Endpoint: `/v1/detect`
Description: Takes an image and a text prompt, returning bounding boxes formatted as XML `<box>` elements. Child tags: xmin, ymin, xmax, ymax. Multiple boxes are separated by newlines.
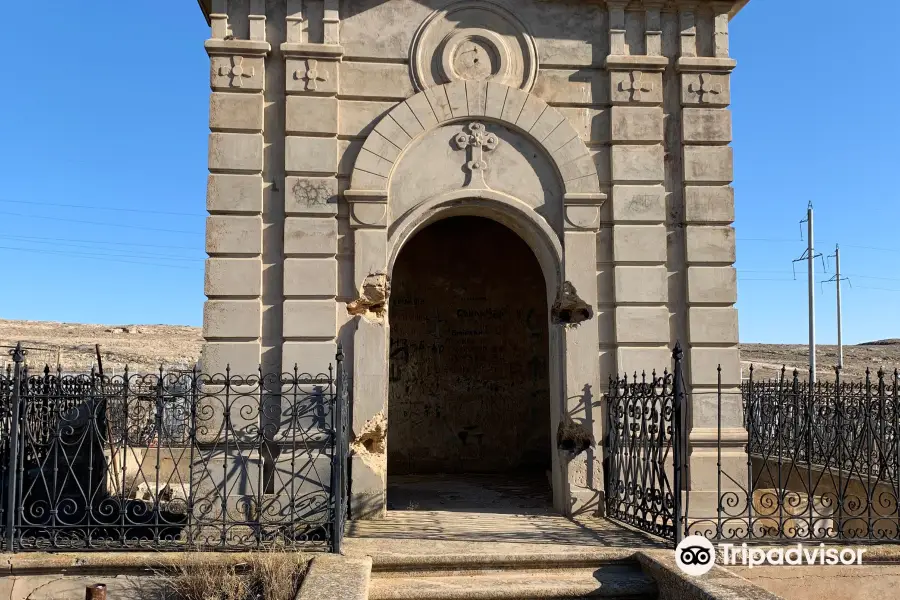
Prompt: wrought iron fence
<box><xmin>0</xmin><ymin>343</ymin><xmax>349</xmax><ymax>553</ymax></box>
<box><xmin>604</xmin><ymin>345</ymin><xmax>686</xmax><ymax>543</ymax></box>
<box><xmin>687</xmin><ymin>364</ymin><xmax>900</xmax><ymax>542</ymax></box>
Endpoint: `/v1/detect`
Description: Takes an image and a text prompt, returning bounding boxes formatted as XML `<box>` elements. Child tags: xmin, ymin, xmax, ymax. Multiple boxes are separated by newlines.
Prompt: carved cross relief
<box><xmin>622</xmin><ymin>70</ymin><xmax>653</xmax><ymax>102</ymax></box>
<box><xmin>453</xmin><ymin>122</ymin><xmax>499</xmax><ymax>188</ymax></box>
<box><xmin>296</xmin><ymin>59</ymin><xmax>328</xmax><ymax>91</ymax></box>
<box><xmin>219</xmin><ymin>56</ymin><xmax>255</xmax><ymax>87</ymax></box>
<box><xmin>689</xmin><ymin>74</ymin><xmax>723</xmax><ymax>103</ymax></box>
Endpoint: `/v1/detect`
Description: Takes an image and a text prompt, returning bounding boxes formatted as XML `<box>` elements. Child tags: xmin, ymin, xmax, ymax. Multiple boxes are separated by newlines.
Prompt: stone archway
<box><xmin>386</xmin><ymin>216</ymin><xmax>551</xmax><ymax>508</ymax></box>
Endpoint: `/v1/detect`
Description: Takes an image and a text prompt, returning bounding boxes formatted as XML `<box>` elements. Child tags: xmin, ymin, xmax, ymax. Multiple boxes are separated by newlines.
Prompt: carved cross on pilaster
<box><xmin>689</xmin><ymin>74</ymin><xmax>723</xmax><ymax>103</ymax></box>
<box><xmin>453</xmin><ymin>122</ymin><xmax>499</xmax><ymax>188</ymax></box>
<box><xmin>622</xmin><ymin>70</ymin><xmax>653</xmax><ymax>102</ymax></box>
<box><xmin>218</xmin><ymin>56</ymin><xmax>254</xmax><ymax>87</ymax></box>
<box><xmin>295</xmin><ymin>59</ymin><xmax>328</xmax><ymax>91</ymax></box>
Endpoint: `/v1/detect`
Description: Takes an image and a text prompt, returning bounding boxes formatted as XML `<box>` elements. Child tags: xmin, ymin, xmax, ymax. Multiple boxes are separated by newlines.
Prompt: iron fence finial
<box><xmin>10</xmin><ymin>342</ymin><xmax>24</xmax><ymax>363</ymax></box>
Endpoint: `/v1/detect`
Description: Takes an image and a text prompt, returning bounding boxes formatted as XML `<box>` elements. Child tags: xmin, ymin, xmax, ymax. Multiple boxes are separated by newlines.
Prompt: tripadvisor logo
<box><xmin>675</xmin><ymin>536</ymin><xmax>868</xmax><ymax>576</ymax></box>
<box><xmin>675</xmin><ymin>536</ymin><xmax>716</xmax><ymax>576</ymax></box>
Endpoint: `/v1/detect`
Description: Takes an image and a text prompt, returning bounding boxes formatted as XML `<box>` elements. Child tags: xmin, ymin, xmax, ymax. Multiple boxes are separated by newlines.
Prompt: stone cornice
<box><xmin>204</xmin><ymin>39</ymin><xmax>270</xmax><ymax>57</ymax></box>
<box><xmin>676</xmin><ymin>56</ymin><xmax>737</xmax><ymax>73</ymax></box>
<box><xmin>281</xmin><ymin>43</ymin><xmax>344</xmax><ymax>58</ymax></box>
<box><xmin>563</xmin><ymin>192</ymin><xmax>607</xmax><ymax>206</ymax></box>
<box><xmin>605</xmin><ymin>55</ymin><xmax>669</xmax><ymax>72</ymax></box>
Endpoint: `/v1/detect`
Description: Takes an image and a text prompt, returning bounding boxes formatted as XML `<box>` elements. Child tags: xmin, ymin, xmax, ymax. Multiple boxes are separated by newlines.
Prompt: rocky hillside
<box><xmin>2</xmin><ymin>318</ymin><xmax>898</xmax><ymax>381</ymax></box>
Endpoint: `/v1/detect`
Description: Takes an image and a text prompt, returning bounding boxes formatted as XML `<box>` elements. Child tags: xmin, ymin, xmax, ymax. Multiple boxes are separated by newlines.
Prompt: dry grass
<box><xmin>165</xmin><ymin>552</ymin><xmax>309</xmax><ymax>600</ymax></box>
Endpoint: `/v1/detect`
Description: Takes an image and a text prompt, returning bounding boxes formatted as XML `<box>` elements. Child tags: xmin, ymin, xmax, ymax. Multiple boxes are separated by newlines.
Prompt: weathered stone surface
<box><xmin>209</xmin><ymin>92</ymin><xmax>264</xmax><ymax>131</ymax></box>
<box><xmin>203</xmin><ymin>300</ymin><xmax>261</xmax><ymax>339</ymax></box>
<box><xmin>611</xmin><ymin>106</ymin><xmax>664</xmax><ymax>142</ymax></box>
<box><xmin>611</xmin><ymin>145</ymin><xmax>665</xmax><ymax>182</ymax></box>
<box><xmin>286</xmin><ymin>96</ymin><xmax>338</xmax><ymax>135</ymax></box>
<box><xmin>283</xmin><ymin>300</ymin><xmax>336</xmax><ymax>339</ymax></box>
<box><xmin>282</xmin><ymin>341</ymin><xmax>338</xmax><ymax>375</ymax></box>
<box><xmin>616</xmin><ymin>347</ymin><xmax>672</xmax><ymax>377</ymax></box>
<box><xmin>208</xmin><ymin>133</ymin><xmax>263</xmax><ymax>172</ymax></box>
<box><xmin>683</xmin><ymin>145</ymin><xmax>734</xmax><ymax>183</ymax></box>
<box><xmin>207</xmin><ymin>174</ymin><xmax>263</xmax><ymax>214</ymax></box>
<box><xmin>206</xmin><ymin>215</ymin><xmax>262</xmax><ymax>255</ymax></box>
<box><xmin>284</xmin><ymin>258</ymin><xmax>338</xmax><ymax>297</ymax></box>
<box><xmin>614</xmin><ymin>266</ymin><xmax>668</xmax><ymax>303</ymax></box>
<box><xmin>685</xmin><ymin>185</ymin><xmax>735</xmax><ymax>223</ymax></box>
<box><xmin>683</xmin><ymin>107</ymin><xmax>732</xmax><ymax>143</ymax></box>
<box><xmin>200</xmin><ymin>341</ymin><xmax>260</xmax><ymax>375</ymax></box>
<box><xmin>612</xmin><ymin>225</ymin><xmax>667</xmax><ymax>263</ymax></box>
<box><xmin>286</xmin><ymin>58</ymin><xmax>338</xmax><ymax>95</ymax></box>
<box><xmin>205</xmin><ymin>258</ymin><xmax>262</xmax><ymax>296</ymax></box>
<box><xmin>284</xmin><ymin>217</ymin><xmax>338</xmax><ymax>255</ymax></box>
<box><xmin>682</xmin><ymin>72</ymin><xmax>731</xmax><ymax>106</ymax></box>
<box><xmin>340</xmin><ymin>100</ymin><xmax>395</xmax><ymax>138</ymax></box>
<box><xmin>286</xmin><ymin>136</ymin><xmax>338</xmax><ymax>174</ymax></box>
<box><xmin>610</xmin><ymin>185</ymin><xmax>666</xmax><ymax>222</ymax></box>
<box><xmin>615</xmin><ymin>307</ymin><xmax>670</xmax><ymax>344</ymax></box>
<box><xmin>286</xmin><ymin>177</ymin><xmax>339</xmax><ymax>215</ymax></box>
<box><xmin>689</xmin><ymin>307</ymin><xmax>739</xmax><ymax>344</ymax></box>
<box><xmin>685</xmin><ymin>225</ymin><xmax>736</xmax><ymax>263</ymax></box>
<box><xmin>690</xmin><ymin>346</ymin><xmax>741</xmax><ymax>386</ymax></box>
<box><xmin>687</xmin><ymin>266</ymin><xmax>738</xmax><ymax>304</ymax></box>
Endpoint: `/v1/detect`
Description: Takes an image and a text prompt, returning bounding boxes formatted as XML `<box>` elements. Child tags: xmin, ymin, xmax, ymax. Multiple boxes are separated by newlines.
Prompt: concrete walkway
<box><xmin>345</xmin><ymin>474</ymin><xmax>666</xmax><ymax>557</ymax></box>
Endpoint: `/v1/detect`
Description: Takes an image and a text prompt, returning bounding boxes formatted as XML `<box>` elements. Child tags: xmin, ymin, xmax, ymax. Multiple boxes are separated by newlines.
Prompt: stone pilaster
<box><xmin>201</xmin><ymin>14</ymin><xmax>271</xmax><ymax>376</ymax></box>
<box><xmin>676</xmin><ymin>2</ymin><xmax>745</xmax><ymax>504</ymax></box>
<box><xmin>606</xmin><ymin>2</ymin><xmax>671</xmax><ymax>377</ymax></box>
<box><xmin>280</xmin><ymin>1</ymin><xmax>343</xmax><ymax>375</ymax></box>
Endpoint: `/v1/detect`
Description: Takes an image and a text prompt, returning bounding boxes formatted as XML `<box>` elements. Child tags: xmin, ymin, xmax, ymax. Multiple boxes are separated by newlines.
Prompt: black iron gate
<box><xmin>1</xmin><ymin>343</ymin><xmax>349</xmax><ymax>553</ymax></box>
<box><xmin>604</xmin><ymin>345</ymin><xmax>686</xmax><ymax>543</ymax></box>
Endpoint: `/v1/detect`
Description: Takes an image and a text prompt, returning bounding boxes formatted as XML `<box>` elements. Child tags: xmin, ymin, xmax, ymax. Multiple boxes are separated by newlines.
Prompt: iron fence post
<box><xmin>672</xmin><ymin>342</ymin><xmax>685</xmax><ymax>545</ymax></box>
<box><xmin>331</xmin><ymin>344</ymin><xmax>346</xmax><ymax>554</ymax></box>
<box><xmin>6</xmin><ymin>343</ymin><xmax>24</xmax><ymax>551</ymax></box>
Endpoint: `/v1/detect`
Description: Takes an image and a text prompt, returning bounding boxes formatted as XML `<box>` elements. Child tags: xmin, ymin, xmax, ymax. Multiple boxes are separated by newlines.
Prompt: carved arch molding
<box><xmin>345</xmin><ymin>81</ymin><xmax>607</xmax><ymax>233</ymax></box>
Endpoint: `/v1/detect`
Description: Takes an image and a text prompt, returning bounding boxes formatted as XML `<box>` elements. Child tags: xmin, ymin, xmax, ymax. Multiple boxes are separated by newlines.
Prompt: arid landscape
<box><xmin>2</xmin><ymin>318</ymin><xmax>898</xmax><ymax>381</ymax></box>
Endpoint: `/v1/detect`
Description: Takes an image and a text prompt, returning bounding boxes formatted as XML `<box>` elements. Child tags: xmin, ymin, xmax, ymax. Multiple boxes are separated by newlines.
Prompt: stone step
<box><xmin>370</xmin><ymin>551</ymin><xmax>639</xmax><ymax>576</ymax></box>
<box><xmin>368</xmin><ymin>564</ymin><xmax>658</xmax><ymax>600</ymax></box>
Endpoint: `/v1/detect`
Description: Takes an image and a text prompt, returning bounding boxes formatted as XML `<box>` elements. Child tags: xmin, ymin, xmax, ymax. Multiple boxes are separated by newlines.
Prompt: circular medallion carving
<box><xmin>411</xmin><ymin>1</ymin><xmax>538</xmax><ymax>92</ymax></box>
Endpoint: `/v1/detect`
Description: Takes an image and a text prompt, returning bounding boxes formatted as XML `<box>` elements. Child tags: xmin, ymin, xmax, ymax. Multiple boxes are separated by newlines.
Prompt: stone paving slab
<box><xmin>0</xmin><ymin>574</ymin><xmax>169</xmax><ymax>600</ymax></box>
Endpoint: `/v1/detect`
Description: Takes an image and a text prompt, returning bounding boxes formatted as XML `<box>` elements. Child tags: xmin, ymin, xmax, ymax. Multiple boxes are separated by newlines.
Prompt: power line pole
<box><xmin>823</xmin><ymin>244</ymin><xmax>850</xmax><ymax>369</ymax></box>
<box><xmin>793</xmin><ymin>202</ymin><xmax>823</xmax><ymax>383</ymax></box>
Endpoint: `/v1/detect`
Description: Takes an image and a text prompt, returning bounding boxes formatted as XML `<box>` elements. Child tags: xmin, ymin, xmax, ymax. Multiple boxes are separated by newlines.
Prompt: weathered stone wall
<box><xmin>388</xmin><ymin>217</ymin><xmax>550</xmax><ymax>475</ymax></box>
<box><xmin>199</xmin><ymin>0</ymin><xmax>747</xmax><ymax>518</ymax></box>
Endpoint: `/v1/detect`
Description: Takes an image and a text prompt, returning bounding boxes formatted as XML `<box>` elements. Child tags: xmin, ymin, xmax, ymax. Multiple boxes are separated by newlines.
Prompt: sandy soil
<box><xmin>2</xmin><ymin>318</ymin><xmax>898</xmax><ymax>380</ymax></box>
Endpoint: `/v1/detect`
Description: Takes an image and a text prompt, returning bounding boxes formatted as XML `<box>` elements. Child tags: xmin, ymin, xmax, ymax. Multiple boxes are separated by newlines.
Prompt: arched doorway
<box><xmin>387</xmin><ymin>216</ymin><xmax>551</xmax><ymax>509</ymax></box>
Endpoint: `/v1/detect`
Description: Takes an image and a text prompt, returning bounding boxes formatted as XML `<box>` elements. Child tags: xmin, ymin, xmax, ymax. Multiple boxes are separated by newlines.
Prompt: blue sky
<box><xmin>0</xmin><ymin>0</ymin><xmax>897</xmax><ymax>344</ymax></box>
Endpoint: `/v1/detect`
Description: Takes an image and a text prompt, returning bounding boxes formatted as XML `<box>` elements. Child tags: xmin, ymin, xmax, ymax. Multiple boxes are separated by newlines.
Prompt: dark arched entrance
<box><xmin>387</xmin><ymin>216</ymin><xmax>551</xmax><ymax>508</ymax></box>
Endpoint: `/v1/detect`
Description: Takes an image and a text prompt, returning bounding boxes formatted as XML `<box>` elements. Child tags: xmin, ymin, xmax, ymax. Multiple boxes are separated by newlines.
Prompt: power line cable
<box><xmin>0</xmin><ymin>198</ymin><xmax>204</xmax><ymax>217</ymax></box>
<box><xmin>5</xmin><ymin>239</ymin><xmax>203</xmax><ymax>261</ymax></box>
<box><xmin>2</xmin><ymin>211</ymin><xmax>202</xmax><ymax>235</ymax></box>
<box><xmin>0</xmin><ymin>234</ymin><xmax>201</xmax><ymax>252</ymax></box>
<box><xmin>0</xmin><ymin>246</ymin><xmax>197</xmax><ymax>270</ymax></box>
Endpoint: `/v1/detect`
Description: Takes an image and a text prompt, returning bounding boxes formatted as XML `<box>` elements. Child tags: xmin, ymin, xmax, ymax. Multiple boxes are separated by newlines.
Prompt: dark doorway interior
<box><xmin>387</xmin><ymin>216</ymin><xmax>551</xmax><ymax>508</ymax></box>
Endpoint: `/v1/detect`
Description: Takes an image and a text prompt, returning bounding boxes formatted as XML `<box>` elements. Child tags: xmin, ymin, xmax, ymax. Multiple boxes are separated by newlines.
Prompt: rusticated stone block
<box><xmin>208</xmin><ymin>133</ymin><xmax>263</xmax><ymax>172</ymax></box>
<box><xmin>283</xmin><ymin>300</ymin><xmax>336</xmax><ymax>338</ymax></box>
<box><xmin>203</xmin><ymin>300</ymin><xmax>261</xmax><ymax>339</ymax></box>
<box><xmin>683</xmin><ymin>146</ymin><xmax>733</xmax><ymax>183</ymax></box>
<box><xmin>285</xmin><ymin>177</ymin><xmax>339</xmax><ymax>215</ymax></box>
<box><xmin>206</xmin><ymin>215</ymin><xmax>262</xmax><ymax>255</ymax></box>
<box><xmin>611</xmin><ymin>145</ymin><xmax>664</xmax><ymax>182</ymax></box>
<box><xmin>284</xmin><ymin>258</ymin><xmax>338</xmax><ymax>297</ymax></box>
<box><xmin>615</xmin><ymin>306</ymin><xmax>670</xmax><ymax>344</ymax></box>
<box><xmin>209</xmin><ymin>93</ymin><xmax>264</xmax><ymax>131</ymax></box>
<box><xmin>614</xmin><ymin>266</ymin><xmax>668</xmax><ymax>303</ymax></box>
<box><xmin>284</xmin><ymin>217</ymin><xmax>338</xmax><ymax>255</ymax></box>
<box><xmin>687</xmin><ymin>267</ymin><xmax>737</xmax><ymax>304</ymax></box>
<box><xmin>282</xmin><ymin>341</ymin><xmax>338</xmax><ymax>375</ymax></box>
<box><xmin>683</xmin><ymin>108</ymin><xmax>732</xmax><ymax>143</ymax></box>
<box><xmin>616</xmin><ymin>347</ymin><xmax>672</xmax><ymax>377</ymax></box>
<box><xmin>612</xmin><ymin>225</ymin><xmax>667</xmax><ymax>263</ymax></box>
<box><xmin>611</xmin><ymin>185</ymin><xmax>666</xmax><ymax>222</ymax></box>
<box><xmin>681</xmin><ymin>72</ymin><xmax>731</xmax><ymax>106</ymax></box>
<box><xmin>201</xmin><ymin>341</ymin><xmax>261</xmax><ymax>375</ymax></box>
<box><xmin>207</xmin><ymin>174</ymin><xmax>263</xmax><ymax>214</ymax></box>
<box><xmin>689</xmin><ymin>307</ymin><xmax>739</xmax><ymax>344</ymax></box>
<box><xmin>611</xmin><ymin>106</ymin><xmax>664</xmax><ymax>142</ymax></box>
<box><xmin>205</xmin><ymin>258</ymin><xmax>262</xmax><ymax>297</ymax></box>
<box><xmin>685</xmin><ymin>225</ymin><xmax>736</xmax><ymax>264</ymax></box>
<box><xmin>285</xmin><ymin>136</ymin><xmax>338</xmax><ymax>174</ymax></box>
<box><xmin>690</xmin><ymin>346</ymin><xmax>741</xmax><ymax>386</ymax></box>
<box><xmin>286</xmin><ymin>96</ymin><xmax>338</xmax><ymax>135</ymax></box>
<box><xmin>685</xmin><ymin>186</ymin><xmax>735</xmax><ymax>223</ymax></box>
